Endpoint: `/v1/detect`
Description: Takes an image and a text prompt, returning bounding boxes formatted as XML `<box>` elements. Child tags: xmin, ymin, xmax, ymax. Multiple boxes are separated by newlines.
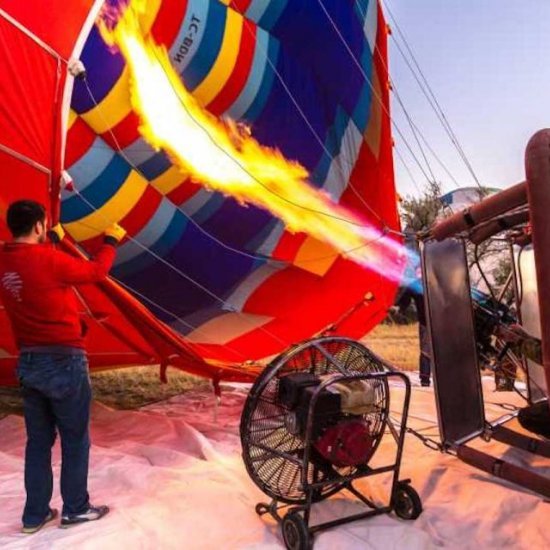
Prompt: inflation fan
<box><xmin>240</xmin><ymin>337</ymin><xmax>422</xmax><ymax>549</ymax></box>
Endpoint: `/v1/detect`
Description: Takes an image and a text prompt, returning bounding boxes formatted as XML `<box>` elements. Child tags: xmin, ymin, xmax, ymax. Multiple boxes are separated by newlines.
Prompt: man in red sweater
<box><xmin>0</xmin><ymin>200</ymin><xmax>125</xmax><ymax>533</ymax></box>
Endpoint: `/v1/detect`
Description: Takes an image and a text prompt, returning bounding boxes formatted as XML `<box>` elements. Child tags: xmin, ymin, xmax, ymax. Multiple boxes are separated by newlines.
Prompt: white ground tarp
<box><xmin>0</xmin><ymin>375</ymin><xmax>549</xmax><ymax>549</ymax></box>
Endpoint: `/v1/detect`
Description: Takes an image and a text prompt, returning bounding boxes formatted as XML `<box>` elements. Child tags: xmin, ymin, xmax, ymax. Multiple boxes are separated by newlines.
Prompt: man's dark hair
<box><xmin>6</xmin><ymin>200</ymin><xmax>46</xmax><ymax>238</ymax></box>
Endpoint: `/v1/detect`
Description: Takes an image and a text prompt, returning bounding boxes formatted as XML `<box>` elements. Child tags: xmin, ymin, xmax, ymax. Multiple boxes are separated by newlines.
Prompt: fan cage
<box><xmin>240</xmin><ymin>337</ymin><xmax>390</xmax><ymax>504</ymax></box>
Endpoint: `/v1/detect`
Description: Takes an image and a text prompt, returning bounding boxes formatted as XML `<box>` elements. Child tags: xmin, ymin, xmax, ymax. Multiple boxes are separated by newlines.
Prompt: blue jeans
<box><xmin>419</xmin><ymin>324</ymin><xmax>431</xmax><ymax>383</ymax></box>
<box><xmin>16</xmin><ymin>352</ymin><xmax>91</xmax><ymax>526</ymax></box>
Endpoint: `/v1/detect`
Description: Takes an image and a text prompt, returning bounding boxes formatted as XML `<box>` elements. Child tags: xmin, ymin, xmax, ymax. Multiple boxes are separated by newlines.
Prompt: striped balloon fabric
<box><xmin>62</xmin><ymin>0</ymin><xmax>401</xmax><ymax>369</ymax></box>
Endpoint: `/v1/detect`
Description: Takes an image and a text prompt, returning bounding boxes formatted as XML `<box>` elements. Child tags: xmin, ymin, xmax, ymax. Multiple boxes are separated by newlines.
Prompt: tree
<box><xmin>490</xmin><ymin>255</ymin><xmax>514</xmax><ymax>302</ymax></box>
<box><xmin>399</xmin><ymin>181</ymin><xmax>443</xmax><ymax>233</ymax></box>
<box><xmin>399</xmin><ymin>182</ymin><xmax>510</xmax><ymax>294</ymax></box>
<box><xmin>390</xmin><ymin>182</ymin><xmax>444</xmax><ymax>325</ymax></box>
<box><xmin>493</xmin><ymin>256</ymin><xmax>512</xmax><ymax>288</ymax></box>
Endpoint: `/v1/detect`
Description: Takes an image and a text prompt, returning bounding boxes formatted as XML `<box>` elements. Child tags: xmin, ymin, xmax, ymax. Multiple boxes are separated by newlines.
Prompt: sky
<box><xmin>384</xmin><ymin>0</ymin><xmax>550</xmax><ymax>197</ymax></box>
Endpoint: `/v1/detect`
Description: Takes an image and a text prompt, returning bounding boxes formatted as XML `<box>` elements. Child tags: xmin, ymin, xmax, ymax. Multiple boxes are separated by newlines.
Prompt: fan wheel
<box><xmin>393</xmin><ymin>482</ymin><xmax>423</xmax><ymax>520</ymax></box>
<box><xmin>282</xmin><ymin>511</ymin><xmax>311</xmax><ymax>550</ymax></box>
<box><xmin>240</xmin><ymin>337</ymin><xmax>389</xmax><ymax>505</ymax></box>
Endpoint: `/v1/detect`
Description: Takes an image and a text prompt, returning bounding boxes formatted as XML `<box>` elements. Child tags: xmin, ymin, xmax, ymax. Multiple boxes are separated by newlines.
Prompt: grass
<box><xmin>88</xmin><ymin>367</ymin><xmax>210</xmax><ymax>409</ymax></box>
<box><xmin>0</xmin><ymin>367</ymin><xmax>209</xmax><ymax>420</ymax></box>
<box><xmin>0</xmin><ymin>324</ymin><xmax>421</xmax><ymax>419</ymax></box>
<box><xmin>363</xmin><ymin>323</ymin><xmax>420</xmax><ymax>371</ymax></box>
<box><xmin>0</xmin><ymin>387</ymin><xmax>24</xmax><ymax>419</ymax></box>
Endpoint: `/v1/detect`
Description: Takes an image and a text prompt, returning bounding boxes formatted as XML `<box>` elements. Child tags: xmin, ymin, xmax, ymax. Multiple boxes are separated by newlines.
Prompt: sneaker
<box><xmin>22</xmin><ymin>508</ymin><xmax>58</xmax><ymax>534</ymax></box>
<box><xmin>420</xmin><ymin>380</ymin><xmax>430</xmax><ymax>387</ymax></box>
<box><xmin>59</xmin><ymin>505</ymin><xmax>110</xmax><ymax>529</ymax></box>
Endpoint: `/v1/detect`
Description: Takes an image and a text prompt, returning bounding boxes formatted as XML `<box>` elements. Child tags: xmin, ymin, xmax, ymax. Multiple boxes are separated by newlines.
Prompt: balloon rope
<box><xmin>68</xmin><ymin>218</ymin><xmax>249</xmax><ymax>360</ymax></box>
<box><xmin>82</xmin><ymin>79</ymin><xmax>289</xmax><ymax>266</ymax></box>
<box><xmin>149</xmin><ymin>46</ymin><xmax>383</xmax><ymax>232</ymax></box>
<box><xmin>71</xmin><ymin>188</ymin><xmax>291</xmax><ymax>349</ymax></box>
<box><xmin>224</xmin><ymin>10</ymin><xmax>393</xmax><ymax>230</ymax></box>
<box><xmin>110</xmin><ymin>275</ymin><xmax>248</xmax><ymax>362</ymax></box>
<box><xmin>381</xmin><ymin>0</ymin><xmax>484</xmax><ymax>193</ymax></box>
<box><xmin>82</xmin><ymin>79</ymin><xmax>405</xmax><ymax>260</ymax></box>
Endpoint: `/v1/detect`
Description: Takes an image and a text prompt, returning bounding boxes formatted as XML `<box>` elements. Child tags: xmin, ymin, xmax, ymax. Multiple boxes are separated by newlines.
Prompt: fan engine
<box><xmin>278</xmin><ymin>373</ymin><xmax>376</xmax><ymax>467</ymax></box>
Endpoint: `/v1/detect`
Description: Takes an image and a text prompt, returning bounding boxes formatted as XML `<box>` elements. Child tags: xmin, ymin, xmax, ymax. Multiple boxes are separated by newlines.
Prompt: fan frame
<box><xmin>240</xmin><ymin>336</ymin><xmax>392</xmax><ymax>505</ymax></box>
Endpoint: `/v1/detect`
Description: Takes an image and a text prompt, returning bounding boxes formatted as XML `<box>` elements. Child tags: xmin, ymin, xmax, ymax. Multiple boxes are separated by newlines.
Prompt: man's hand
<box><xmin>48</xmin><ymin>224</ymin><xmax>66</xmax><ymax>244</ymax></box>
<box><xmin>104</xmin><ymin>223</ymin><xmax>126</xmax><ymax>245</ymax></box>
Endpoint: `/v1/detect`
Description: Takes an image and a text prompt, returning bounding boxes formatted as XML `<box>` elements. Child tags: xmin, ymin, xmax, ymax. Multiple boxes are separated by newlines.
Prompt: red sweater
<box><xmin>0</xmin><ymin>240</ymin><xmax>116</xmax><ymax>349</ymax></box>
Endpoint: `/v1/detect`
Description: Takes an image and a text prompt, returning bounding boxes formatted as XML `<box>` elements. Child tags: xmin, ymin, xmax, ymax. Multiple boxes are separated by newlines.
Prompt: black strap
<box><xmin>497</xmin><ymin>217</ymin><xmax>511</xmax><ymax>230</ymax></box>
<box><xmin>463</xmin><ymin>209</ymin><xmax>476</xmax><ymax>228</ymax></box>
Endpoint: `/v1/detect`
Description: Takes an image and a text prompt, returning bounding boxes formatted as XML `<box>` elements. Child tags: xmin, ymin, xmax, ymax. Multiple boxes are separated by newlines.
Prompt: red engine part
<box><xmin>314</xmin><ymin>419</ymin><xmax>374</xmax><ymax>467</ymax></box>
